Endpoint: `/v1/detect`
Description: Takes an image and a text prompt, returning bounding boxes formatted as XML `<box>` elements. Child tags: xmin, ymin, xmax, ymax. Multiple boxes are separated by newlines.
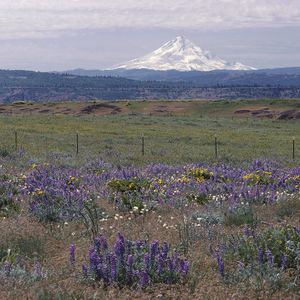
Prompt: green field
<box><xmin>0</xmin><ymin>99</ymin><xmax>299</xmax><ymax>165</ymax></box>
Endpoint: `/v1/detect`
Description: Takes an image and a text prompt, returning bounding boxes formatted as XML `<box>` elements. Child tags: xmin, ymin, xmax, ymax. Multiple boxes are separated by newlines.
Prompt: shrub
<box><xmin>219</xmin><ymin>224</ymin><xmax>300</xmax><ymax>286</ymax></box>
<box><xmin>243</xmin><ymin>171</ymin><xmax>274</xmax><ymax>186</ymax></box>
<box><xmin>22</xmin><ymin>164</ymin><xmax>96</xmax><ymax>223</ymax></box>
<box><xmin>224</xmin><ymin>205</ymin><xmax>258</xmax><ymax>227</ymax></box>
<box><xmin>0</xmin><ymin>148</ymin><xmax>10</xmax><ymax>158</ymax></box>
<box><xmin>276</xmin><ymin>198</ymin><xmax>300</xmax><ymax>218</ymax></box>
<box><xmin>188</xmin><ymin>167</ymin><xmax>214</xmax><ymax>182</ymax></box>
<box><xmin>0</xmin><ymin>235</ymin><xmax>45</xmax><ymax>262</ymax></box>
<box><xmin>186</xmin><ymin>193</ymin><xmax>210</xmax><ymax>205</ymax></box>
<box><xmin>107</xmin><ymin>178</ymin><xmax>150</xmax><ymax>211</ymax></box>
<box><xmin>0</xmin><ymin>260</ymin><xmax>46</xmax><ymax>282</ymax></box>
<box><xmin>0</xmin><ymin>174</ymin><xmax>20</xmax><ymax>217</ymax></box>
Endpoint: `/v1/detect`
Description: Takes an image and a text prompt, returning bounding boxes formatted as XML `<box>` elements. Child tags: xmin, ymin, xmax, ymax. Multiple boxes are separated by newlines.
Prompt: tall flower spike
<box><xmin>216</xmin><ymin>252</ymin><xmax>225</xmax><ymax>278</ymax></box>
<box><xmin>258</xmin><ymin>248</ymin><xmax>264</xmax><ymax>265</ymax></box>
<box><xmin>69</xmin><ymin>244</ymin><xmax>75</xmax><ymax>265</ymax></box>
<box><xmin>139</xmin><ymin>271</ymin><xmax>150</xmax><ymax>287</ymax></box>
<box><xmin>266</xmin><ymin>248</ymin><xmax>274</xmax><ymax>268</ymax></box>
<box><xmin>280</xmin><ymin>254</ymin><xmax>288</xmax><ymax>271</ymax></box>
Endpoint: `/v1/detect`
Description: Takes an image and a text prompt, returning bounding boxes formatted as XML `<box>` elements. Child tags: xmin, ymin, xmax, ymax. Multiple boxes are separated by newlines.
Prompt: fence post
<box><xmin>293</xmin><ymin>136</ymin><xmax>295</xmax><ymax>161</ymax></box>
<box><xmin>141</xmin><ymin>134</ymin><xmax>145</xmax><ymax>156</ymax></box>
<box><xmin>214</xmin><ymin>135</ymin><xmax>218</xmax><ymax>159</ymax></box>
<box><xmin>14</xmin><ymin>131</ymin><xmax>18</xmax><ymax>151</ymax></box>
<box><xmin>76</xmin><ymin>133</ymin><xmax>79</xmax><ymax>155</ymax></box>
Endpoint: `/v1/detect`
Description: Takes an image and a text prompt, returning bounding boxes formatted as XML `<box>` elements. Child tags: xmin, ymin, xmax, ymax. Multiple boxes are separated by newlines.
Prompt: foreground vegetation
<box><xmin>0</xmin><ymin>100</ymin><xmax>300</xmax><ymax>299</ymax></box>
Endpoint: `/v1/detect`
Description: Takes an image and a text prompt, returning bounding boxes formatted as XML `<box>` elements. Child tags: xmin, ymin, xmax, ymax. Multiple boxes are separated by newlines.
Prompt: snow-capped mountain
<box><xmin>112</xmin><ymin>36</ymin><xmax>255</xmax><ymax>72</ymax></box>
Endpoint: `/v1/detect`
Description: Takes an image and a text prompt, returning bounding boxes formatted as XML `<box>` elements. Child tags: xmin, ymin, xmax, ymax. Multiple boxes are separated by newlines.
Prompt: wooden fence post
<box><xmin>14</xmin><ymin>131</ymin><xmax>18</xmax><ymax>151</ymax></box>
<box><xmin>142</xmin><ymin>134</ymin><xmax>145</xmax><ymax>156</ymax></box>
<box><xmin>76</xmin><ymin>133</ymin><xmax>79</xmax><ymax>155</ymax></box>
<box><xmin>293</xmin><ymin>136</ymin><xmax>295</xmax><ymax>161</ymax></box>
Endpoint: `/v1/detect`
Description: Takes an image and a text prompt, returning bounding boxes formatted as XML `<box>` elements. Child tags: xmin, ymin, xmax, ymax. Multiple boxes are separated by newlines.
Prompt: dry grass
<box><xmin>0</xmin><ymin>198</ymin><xmax>299</xmax><ymax>300</ymax></box>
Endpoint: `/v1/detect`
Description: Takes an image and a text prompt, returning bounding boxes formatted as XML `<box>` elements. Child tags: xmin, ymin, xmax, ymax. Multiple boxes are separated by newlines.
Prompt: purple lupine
<box><xmin>179</xmin><ymin>260</ymin><xmax>189</xmax><ymax>275</ymax></box>
<box><xmin>82</xmin><ymin>264</ymin><xmax>88</xmax><ymax>278</ymax></box>
<box><xmin>89</xmin><ymin>247</ymin><xmax>99</xmax><ymax>271</ymax></box>
<box><xmin>127</xmin><ymin>254</ymin><xmax>134</xmax><ymax>284</ymax></box>
<box><xmin>216</xmin><ymin>252</ymin><xmax>225</xmax><ymax>278</ymax></box>
<box><xmin>280</xmin><ymin>254</ymin><xmax>288</xmax><ymax>271</ymax></box>
<box><xmin>69</xmin><ymin>244</ymin><xmax>76</xmax><ymax>265</ymax></box>
<box><xmin>100</xmin><ymin>236</ymin><xmax>108</xmax><ymax>251</ymax></box>
<box><xmin>114</xmin><ymin>235</ymin><xmax>125</xmax><ymax>257</ymax></box>
<box><xmin>94</xmin><ymin>236</ymin><xmax>101</xmax><ymax>251</ymax></box>
<box><xmin>150</xmin><ymin>240</ymin><xmax>159</xmax><ymax>262</ymax></box>
<box><xmin>3</xmin><ymin>261</ymin><xmax>12</xmax><ymax>277</ymax></box>
<box><xmin>161</xmin><ymin>242</ymin><xmax>169</xmax><ymax>259</ymax></box>
<box><xmin>157</xmin><ymin>255</ymin><xmax>164</xmax><ymax>275</ymax></box>
<box><xmin>243</xmin><ymin>226</ymin><xmax>250</xmax><ymax>237</ymax></box>
<box><xmin>138</xmin><ymin>271</ymin><xmax>150</xmax><ymax>287</ymax></box>
<box><xmin>110</xmin><ymin>253</ymin><xmax>117</xmax><ymax>282</ymax></box>
<box><xmin>33</xmin><ymin>261</ymin><xmax>43</xmax><ymax>278</ymax></box>
<box><xmin>143</xmin><ymin>253</ymin><xmax>150</xmax><ymax>271</ymax></box>
<box><xmin>83</xmin><ymin>233</ymin><xmax>190</xmax><ymax>286</ymax></box>
<box><xmin>266</xmin><ymin>248</ymin><xmax>274</xmax><ymax>267</ymax></box>
<box><xmin>258</xmin><ymin>248</ymin><xmax>264</xmax><ymax>265</ymax></box>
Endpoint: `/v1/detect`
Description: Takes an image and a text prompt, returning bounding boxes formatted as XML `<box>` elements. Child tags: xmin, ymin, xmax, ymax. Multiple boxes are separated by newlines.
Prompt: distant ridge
<box><xmin>1</xmin><ymin>69</ymin><xmax>300</xmax><ymax>103</ymax></box>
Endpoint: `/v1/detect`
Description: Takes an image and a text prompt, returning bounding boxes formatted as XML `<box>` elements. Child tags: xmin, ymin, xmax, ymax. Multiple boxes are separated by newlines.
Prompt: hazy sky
<box><xmin>0</xmin><ymin>0</ymin><xmax>299</xmax><ymax>71</ymax></box>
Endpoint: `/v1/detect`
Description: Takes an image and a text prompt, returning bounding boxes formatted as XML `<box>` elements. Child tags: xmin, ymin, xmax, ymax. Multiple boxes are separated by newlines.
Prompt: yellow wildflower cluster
<box><xmin>177</xmin><ymin>174</ymin><xmax>190</xmax><ymax>184</ymax></box>
<box><xmin>66</xmin><ymin>176</ymin><xmax>79</xmax><ymax>185</ymax></box>
<box><xmin>31</xmin><ymin>162</ymin><xmax>49</xmax><ymax>170</ymax></box>
<box><xmin>188</xmin><ymin>167</ymin><xmax>214</xmax><ymax>182</ymax></box>
<box><xmin>34</xmin><ymin>188</ymin><xmax>44</xmax><ymax>196</ymax></box>
<box><xmin>243</xmin><ymin>170</ymin><xmax>273</xmax><ymax>185</ymax></box>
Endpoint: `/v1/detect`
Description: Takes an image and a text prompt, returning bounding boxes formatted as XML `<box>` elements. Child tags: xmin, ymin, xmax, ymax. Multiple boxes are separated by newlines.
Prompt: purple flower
<box><xmin>83</xmin><ymin>233</ymin><xmax>189</xmax><ymax>287</ymax></box>
<box><xmin>33</xmin><ymin>261</ymin><xmax>44</xmax><ymax>279</ymax></box>
<box><xmin>150</xmin><ymin>240</ymin><xmax>159</xmax><ymax>263</ymax></box>
<box><xmin>3</xmin><ymin>261</ymin><xmax>12</xmax><ymax>277</ymax></box>
<box><xmin>266</xmin><ymin>248</ymin><xmax>274</xmax><ymax>267</ymax></box>
<box><xmin>180</xmin><ymin>260</ymin><xmax>189</xmax><ymax>275</ymax></box>
<box><xmin>138</xmin><ymin>271</ymin><xmax>150</xmax><ymax>287</ymax></box>
<box><xmin>110</xmin><ymin>253</ymin><xmax>117</xmax><ymax>281</ymax></box>
<box><xmin>157</xmin><ymin>255</ymin><xmax>164</xmax><ymax>275</ymax></box>
<box><xmin>143</xmin><ymin>253</ymin><xmax>150</xmax><ymax>271</ymax></box>
<box><xmin>216</xmin><ymin>252</ymin><xmax>225</xmax><ymax>278</ymax></box>
<box><xmin>243</xmin><ymin>226</ymin><xmax>250</xmax><ymax>237</ymax></box>
<box><xmin>94</xmin><ymin>235</ymin><xmax>108</xmax><ymax>252</ymax></box>
<box><xmin>89</xmin><ymin>247</ymin><xmax>99</xmax><ymax>270</ymax></box>
<box><xmin>82</xmin><ymin>264</ymin><xmax>88</xmax><ymax>278</ymax></box>
<box><xmin>258</xmin><ymin>248</ymin><xmax>264</xmax><ymax>265</ymax></box>
<box><xmin>114</xmin><ymin>234</ymin><xmax>125</xmax><ymax>257</ymax></box>
<box><xmin>69</xmin><ymin>244</ymin><xmax>75</xmax><ymax>265</ymax></box>
<box><xmin>280</xmin><ymin>254</ymin><xmax>288</xmax><ymax>271</ymax></box>
<box><xmin>161</xmin><ymin>242</ymin><xmax>169</xmax><ymax>259</ymax></box>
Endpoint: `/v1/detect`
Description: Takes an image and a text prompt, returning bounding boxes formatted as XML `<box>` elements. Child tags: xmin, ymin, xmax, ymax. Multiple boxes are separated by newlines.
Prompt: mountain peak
<box><xmin>111</xmin><ymin>36</ymin><xmax>255</xmax><ymax>72</ymax></box>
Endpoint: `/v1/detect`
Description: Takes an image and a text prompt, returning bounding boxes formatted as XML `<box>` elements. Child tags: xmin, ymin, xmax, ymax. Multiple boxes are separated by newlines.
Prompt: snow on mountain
<box><xmin>111</xmin><ymin>36</ymin><xmax>255</xmax><ymax>72</ymax></box>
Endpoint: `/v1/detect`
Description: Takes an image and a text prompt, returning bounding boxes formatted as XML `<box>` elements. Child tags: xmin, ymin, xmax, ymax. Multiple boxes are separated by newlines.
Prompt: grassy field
<box><xmin>0</xmin><ymin>99</ymin><xmax>299</xmax><ymax>165</ymax></box>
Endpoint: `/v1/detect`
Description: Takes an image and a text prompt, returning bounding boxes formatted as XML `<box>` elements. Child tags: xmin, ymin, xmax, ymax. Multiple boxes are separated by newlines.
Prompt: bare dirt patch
<box><xmin>81</xmin><ymin>103</ymin><xmax>122</xmax><ymax>114</ymax></box>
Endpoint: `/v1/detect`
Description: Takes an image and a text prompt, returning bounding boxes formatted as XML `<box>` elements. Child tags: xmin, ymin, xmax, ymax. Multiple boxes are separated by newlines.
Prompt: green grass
<box><xmin>0</xmin><ymin>100</ymin><xmax>299</xmax><ymax>166</ymax></box>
